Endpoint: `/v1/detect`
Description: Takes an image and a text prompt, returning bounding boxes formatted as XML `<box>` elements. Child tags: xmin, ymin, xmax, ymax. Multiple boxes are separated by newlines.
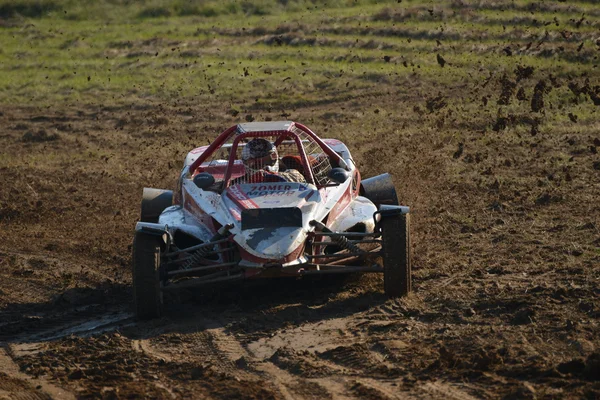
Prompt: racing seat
<box><xmin>281</xmin><ymin>155</ymin><xmax>306</xmax><ymax>177</ymax></box>
<box><xmin>281</xmin><ymin>154</ymin><xmax>331</xmax><ymax>184</ymax></box>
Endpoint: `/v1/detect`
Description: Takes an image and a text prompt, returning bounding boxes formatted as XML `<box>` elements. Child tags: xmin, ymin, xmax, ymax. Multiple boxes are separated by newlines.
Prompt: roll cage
<box><xmin>187</xmin><ymin>122</ymin><xmax>345</xmax><ymax>188</ymax></box>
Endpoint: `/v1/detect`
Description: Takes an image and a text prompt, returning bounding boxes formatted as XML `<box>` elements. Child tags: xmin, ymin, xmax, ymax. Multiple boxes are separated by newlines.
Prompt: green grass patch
<box><xmin>0</xmin><ymin>0</ymin><xmax>597</xmax><ymax>111</ymax></box>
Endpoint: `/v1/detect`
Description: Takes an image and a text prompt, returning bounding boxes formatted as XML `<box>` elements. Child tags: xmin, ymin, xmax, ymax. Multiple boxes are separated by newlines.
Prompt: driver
<box><xmin>237</xmin><ymin>138</ymin><xmax>305</xmax><ymax>184</ymax></box>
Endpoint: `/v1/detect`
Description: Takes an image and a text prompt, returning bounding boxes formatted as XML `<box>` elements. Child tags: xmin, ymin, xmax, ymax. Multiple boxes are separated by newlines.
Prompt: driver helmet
<box><xmin>241</xmin><ymin>138</ymin><xmax>279</xmax><ymax>173</ymax></box>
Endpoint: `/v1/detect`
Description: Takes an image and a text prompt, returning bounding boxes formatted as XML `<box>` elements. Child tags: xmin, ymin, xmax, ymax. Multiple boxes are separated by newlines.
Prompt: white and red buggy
<box><xmin>133</xmin><ymin>121</ymin><xmax>411</xmax><ymax>319</ymax></box>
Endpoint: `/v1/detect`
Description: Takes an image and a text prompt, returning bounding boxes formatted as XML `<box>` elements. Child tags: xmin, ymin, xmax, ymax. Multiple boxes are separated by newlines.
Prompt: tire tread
<box><xmin>132</xmin><ymin>232</ymin><xmax>163</xmax><ymax>319</ymax></box>
<box><xmin>382</xmin><ymin>213</ymin><xmax>411</xmax><ymax>297</ymax></box>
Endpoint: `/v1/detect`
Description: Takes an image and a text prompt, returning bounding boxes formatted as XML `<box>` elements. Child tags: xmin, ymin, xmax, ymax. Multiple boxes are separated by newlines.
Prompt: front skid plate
<box><xmin>161</xmin><ymin>264</ymin><xmax>384</xmax><ymax>291</ymax></box>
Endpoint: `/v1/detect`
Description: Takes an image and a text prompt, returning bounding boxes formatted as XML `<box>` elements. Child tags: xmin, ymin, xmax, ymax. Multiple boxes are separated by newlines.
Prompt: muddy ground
<box><xmin>1</xmin><ymin>72</ymin><xmax>599</xmax><ymax>399</ymax></box>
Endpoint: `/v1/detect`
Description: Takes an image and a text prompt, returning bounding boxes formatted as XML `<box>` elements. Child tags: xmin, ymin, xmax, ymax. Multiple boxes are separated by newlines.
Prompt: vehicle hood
<box><xmin>224</xmin><ymin>183</ymin><xmax>317</xmax><ymax>211</ymax></box>
<box><xmin>222</xmin><ymin>183</ymin><xmax>320</xmax><ymax>260</ymax></box>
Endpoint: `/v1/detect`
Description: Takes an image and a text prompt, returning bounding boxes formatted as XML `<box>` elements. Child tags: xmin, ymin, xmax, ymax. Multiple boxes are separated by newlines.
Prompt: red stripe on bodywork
<box><xmin>327</xmin><ymin>184</ymin><xmax>353</xmax><ymax>227</ymax></box>
<box><xmin>226</xmin><ymin>184</ymin><xmax>259</xmax><ymax>210</ymax></box>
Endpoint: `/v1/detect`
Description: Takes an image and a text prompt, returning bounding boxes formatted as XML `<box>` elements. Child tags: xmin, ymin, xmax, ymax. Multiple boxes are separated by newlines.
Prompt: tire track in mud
<box><xmin>316</xmin><ymin>343</ymin><xmax>396</xmax><ymax>376</ymax></box>
<box><xmin>0</xmin><ymin>344</ymin><xmax>74</xmax><ymax>400</ymax></box>
<box><xmin>0</xmin><ymin>308</ymin><xmax>133</xmax><ymax>344</ymax></box>
<box><xmin>134</xmin><ymin>317</ymin><xmax>351</xmax><ymax>399</ymax></box>
<box><xmin>420</xmin><ymin>381</ymin><xmax>479</xmax><ymax>400</ymax></box>
<box><xmin>244</xmin><ymin>315</ymin><xmax>408</xmax><ymax>399</ymax></box>
<box><xmin>192</xmin><ymin>329</ymin><xmax>250</xmax><ymax>378</ymax></box>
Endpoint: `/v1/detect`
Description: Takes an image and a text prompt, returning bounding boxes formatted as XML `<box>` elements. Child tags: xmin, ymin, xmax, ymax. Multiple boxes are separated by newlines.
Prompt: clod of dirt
<box><xmin>436</xmin><ymin>54</ymin><xmax>446</xmax><ymax>67</ymax></box>
<box><xmin>555</xmin><ymin>353</ymin><xmax>600</xmax><ymax>381</ymax></box>
<box><xmin>452</xmin><ymin>143</ymin><xmax>464</xmax><ymax>159</ymax></box>
<box><xmin>516</xmin><ymin>88</ymin><xmax>527</xmax><ymax>101</ymax></box>
<box><xmin>492</xmin><ymin>117</ymin><xmax>508</xmax><ymax>132</ymax></box>
<box><xmin>531</xmin><ymin>80</ymin><xmax>551</xmax><ymax>112</ymax></box>
<box><xmin>498</xmin><ymin>74</ymin><xmax>516</xmax><ymax>105</ymax></box>
<box><xmin>548</xmin><ymin>74</ymin><xmax>562</xmax><ymax>88</ymax></box>
<box><xmin>21</xmin><ymin>129</ymin><xmax>59</xmax><ymax>142</ymax></box>
<box><xmin>530</xmin><ymin>118</ymin><xmax>541</xmax><ymax>136</ymax></box>
<box><xmin>584</xmin><ymin>353</ymin><xmax>600</xmax><ymax>381</ymax></box>
<box><xmin>515</xmin><ymin>65</ymin><xmax>534</xmax><ymax>82</ymax></box>
<box><xmin>579</xmin><ymin>302</ymin><xmax>595</xmax><ymax>313</ymax></box>
<box><xmin>43</xmin><ymin>243</ymin><xmax>59</xmax><ymax>251</ymax></box>
<box><xmin>589</xmin><ymin>90</ymin><xmax>600</xmax><ymax>106</ymax></box>
<box><xmin>472</xmin><ymin>349</ymin><xmax>502</xmax><ymax>371</ymax></box>
<box><xmin>366</xmin><ymin>322</ymin><xmax>399</xmax><ymax>335</ymax></box>
<box><xmin>438</xmin><ymin>346</ymin><xmax>457</xmax><ymax>367</ymax></box>
<box><xmin>190</xmin><ymin>367</ymin><xmax>204</xmax><ymax>380</ymax></box>
<box><xmin>558</xmin><ymin>359</ymin><xmax>586</xmax><ymax>375</ymax></box>
<box><xmin>535</xmin><ymin>193</ymin><xmax>561</xmax><ymax>206</ymax></box>
<box><xmin>511</xmin><ymin>307</ymin><xmax>536</xmax><ymax>325</ymax></box>
<box><xmin>235</xmin><ymin>356</ymin><xmax>249</xmax><ymax>369</ymax></box>
<box><xmin>568</xmin><ymin>81</ymin><xmax>586</xmax><ymax>97</ymax></box>
<box><xmin>68</xmin><ymin>369</ymin><xmax>85</xmax><ymax>380</ymax></box>
<box><xmin>463</xmin><ymin>308</ymin><xmax>476</xmax><ymax>317</ymax></box>
<box><xmin>565</xmin><ymin>319</ymin><xmax>577</xmax><ymax>331</ymax></box>
<box><xmin>425</xmin><ymin>95</ymin><xmax>447</xmax><ymax>113</ymax></box>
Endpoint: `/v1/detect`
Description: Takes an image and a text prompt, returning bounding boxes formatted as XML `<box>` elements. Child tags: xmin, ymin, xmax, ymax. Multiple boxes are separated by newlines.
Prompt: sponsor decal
<box><xmin>227</xmin><ymin>185</ymin><xmax>259</xmax><ymax>209</ymax></box>
<box><xmin>248</xmin><ymin>190</ymin><xmax>295</xmax><ymax>197</ymax></box>
<box><xmin>245</xmin><ymin>184</ymin><xmax>308</xmax><ymax>197</ymax></box>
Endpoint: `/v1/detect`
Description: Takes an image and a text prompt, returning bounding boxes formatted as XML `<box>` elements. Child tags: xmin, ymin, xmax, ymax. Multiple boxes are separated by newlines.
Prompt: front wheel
<box><xmin>132</xmin><ymin>232</ymin><xmax>163</xmax><ymax>319</ymax></box>
<box><xmin>381</xmin><ymin>213</ymin><xmax>411</xmax><ymax>297</ymax></box>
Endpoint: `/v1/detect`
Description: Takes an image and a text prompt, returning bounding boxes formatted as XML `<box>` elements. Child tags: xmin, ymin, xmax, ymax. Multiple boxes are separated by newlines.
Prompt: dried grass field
<box><xmin>0</xmin><ymin>0</ymin><xmax>599</xmax><ymax>398</ymax></box>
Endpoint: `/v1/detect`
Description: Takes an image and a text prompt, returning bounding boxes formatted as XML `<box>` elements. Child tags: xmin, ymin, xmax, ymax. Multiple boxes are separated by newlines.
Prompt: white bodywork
<box><xmin>139</xmin><ymin>138</ymin><xmax>378</xmax><ymax>268</ymax></box>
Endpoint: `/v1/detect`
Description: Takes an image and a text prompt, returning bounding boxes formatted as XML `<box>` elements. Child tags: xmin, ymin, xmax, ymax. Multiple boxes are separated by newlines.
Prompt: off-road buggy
<box><xmin>133</xmin><ymin>121</ymin><xmax>411</xmax><ymax>319</ymax></box>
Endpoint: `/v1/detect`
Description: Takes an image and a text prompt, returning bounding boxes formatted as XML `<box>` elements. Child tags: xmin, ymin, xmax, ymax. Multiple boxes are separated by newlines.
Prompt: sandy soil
<box><xmin>1</xmin><ymin>76</ymin><xmax>599</xmax><ymax>399</ymax></box>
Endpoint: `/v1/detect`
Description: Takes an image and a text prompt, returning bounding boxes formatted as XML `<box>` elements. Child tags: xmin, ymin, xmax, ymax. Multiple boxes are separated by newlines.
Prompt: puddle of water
<box><xmin>23</xmin><ymin>311</ymin><xmax>135</xmax><ymax>342</ymax></box>
<box><xmin>247</xmin><ymin>317</ymin><xmax>349</xmax><ymax>359</ymax></box>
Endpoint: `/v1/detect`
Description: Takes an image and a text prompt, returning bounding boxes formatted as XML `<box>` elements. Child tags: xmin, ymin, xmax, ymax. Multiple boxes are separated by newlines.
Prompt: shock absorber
<box><xmin>183</xmin><ymin>224</ymin><xmax>233</xmax><ymax>270</ymax></box>
<box><xmin>310</xmin><ymin>220</ymin><xmax>364</xmax><ymax>254</ymax></box>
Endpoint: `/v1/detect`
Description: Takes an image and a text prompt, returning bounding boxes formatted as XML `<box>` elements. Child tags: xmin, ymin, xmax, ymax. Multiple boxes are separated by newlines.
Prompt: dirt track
<box><xmin>1</xmin><ymin>75</ymin><xmax>599</xmax><ymax>400</ymax></box>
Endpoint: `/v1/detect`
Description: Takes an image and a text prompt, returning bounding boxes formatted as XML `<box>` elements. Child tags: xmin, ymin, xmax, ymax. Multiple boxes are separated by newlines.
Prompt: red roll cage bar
<box><xmin>187</xmin><ymin>122</ymin><xmax>344</xmax><ymax>187</ymax></box>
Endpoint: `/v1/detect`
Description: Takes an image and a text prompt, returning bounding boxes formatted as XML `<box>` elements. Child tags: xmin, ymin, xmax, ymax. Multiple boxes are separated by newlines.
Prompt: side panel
<box><xmin>328</xmin><ymin>196</ymin><xmax>377</xmax><ymax>233</ymax></box>
<box><xmin>158</xmin><ymin>205</ymin><xmax>216</xmax><ymax>244</ymax></box>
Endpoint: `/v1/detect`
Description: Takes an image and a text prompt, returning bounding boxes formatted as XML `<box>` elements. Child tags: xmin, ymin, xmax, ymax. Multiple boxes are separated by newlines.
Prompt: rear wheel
<box><xmin>381</xmin><ymin>213</ymin><xmax>411</xmax><ymax>297</ymax></box>
<box><xmin>132</xmin><ymin>232</ymin><xmax>163</xmax><ymax>319</ymax></box>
